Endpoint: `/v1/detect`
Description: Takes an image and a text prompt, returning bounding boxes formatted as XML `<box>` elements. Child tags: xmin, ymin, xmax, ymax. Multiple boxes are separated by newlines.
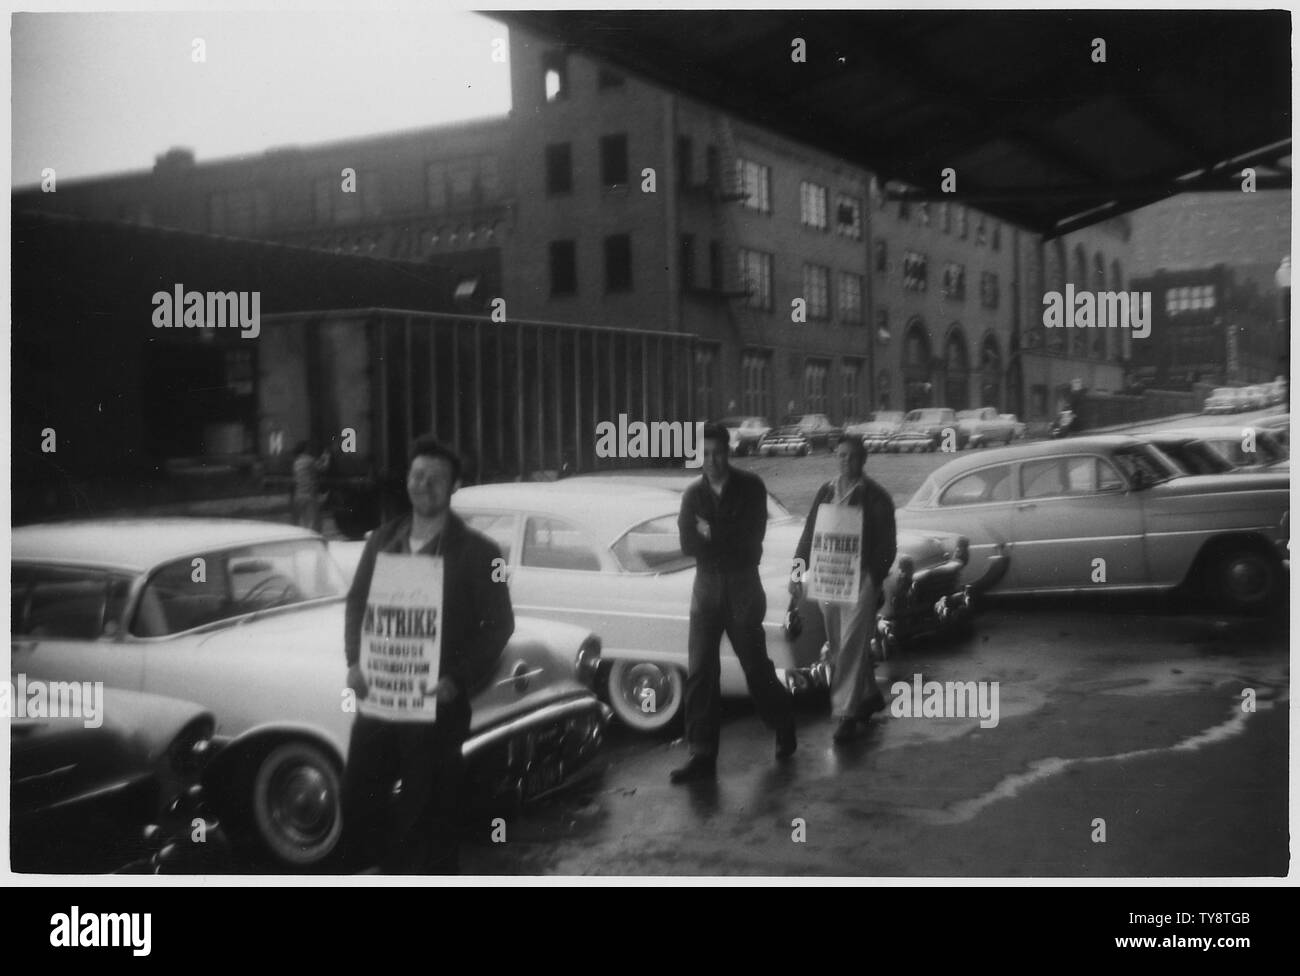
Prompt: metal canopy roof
<box><xmin>497</xmin><ymin>10</ymin><xmax>1291</xmax><ymax>238</ymax></box>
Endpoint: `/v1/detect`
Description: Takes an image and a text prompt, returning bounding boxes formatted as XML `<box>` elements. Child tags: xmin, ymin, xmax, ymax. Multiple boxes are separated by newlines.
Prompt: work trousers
<box><xmin>341</xmin><ymin>710</ymin><xmax>467</xmax><ymax>874</ymax></box>
<box><xmin>821</xmin><ymin>574</ymin><xmax>886</xmax><ymax>720</ymax></box>
<box><xmin>685</xmin><ymin>566</ymin><xmax>794</xmax><ymax>758</ymax></box>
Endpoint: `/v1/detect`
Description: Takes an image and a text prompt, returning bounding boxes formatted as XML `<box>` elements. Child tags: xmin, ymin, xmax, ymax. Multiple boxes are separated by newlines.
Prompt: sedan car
<box><xmin>1203</xmin><ymin>387</ymin><xmax>1246</xmax><ymax>414</ymax></box>
<box><xmin>11</xmin><ymin>686</ymin><xmax>221</xmax><ymax>873</ymax></box>
<box><xmin>890</xmin><ymin>408</ymin><xmax>963</xmax><ymax>452</ymax></box>
<box><xmin>11</xmin><ymin>519</ymin><xmax>611</xmax><ymax>870</ymax></box>
<box><xmin>956</xmin><ymin>408</ymin><xmax>1020</xmax><ymax>449</ymax></box>
<box><xmin>451</xmin><ymin>478</ymin><xmax>974</xmax><ymax>733</ymax></box>
<box><xmin>718</xmin><ymin>416</ymin><xmax>771</xmax><ymax>457</ymax></box>
<box><xmin>757</xmin><ymin>424</ymin><xmax>813</xmax><ymax>456</ymax></box>
<box><xmin>776</xmin><ymin>413</ymin><xmax>844</xmax><ymax>451</ymax></box>
<box><xmin>845</xmin><ymin>411</ymin><xmax>904</xmax><ymax>453</ymax></box>
<box><xmin>897</xmin><ymin>435</ymin><xmax>1288</xmax><ymax>613</ymax></box>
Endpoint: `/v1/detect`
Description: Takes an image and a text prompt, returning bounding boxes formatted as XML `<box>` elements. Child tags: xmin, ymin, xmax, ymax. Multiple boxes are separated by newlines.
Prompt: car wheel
<box><xmin>1208</xmin><ymin>546</ymin><xmax>1280</xmax><ymax>614</ymax></box>
<box><xmin>247</xmin><ymin>741</ymin><xmax>343</xmax><ymax>868</ymax></box>
<box><xmin>606</xmin><ymin>659</ymin><xmax>684</xmax><ymax>733</ymax></box>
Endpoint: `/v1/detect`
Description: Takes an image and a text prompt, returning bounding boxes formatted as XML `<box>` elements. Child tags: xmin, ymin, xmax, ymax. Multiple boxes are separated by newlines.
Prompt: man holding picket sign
<box><xmin>791</xmin><ymin>437</ymin><xmax>897</xmax><ymax>743</ymax></box>
<box><xmin>342</xmin><ymin>436</ymin><xmax>514</xmax><ymax>873</ymax></box>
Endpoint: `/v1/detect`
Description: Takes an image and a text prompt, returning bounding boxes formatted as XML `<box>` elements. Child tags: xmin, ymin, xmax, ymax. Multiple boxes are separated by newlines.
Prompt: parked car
<box><xmin>452</xmin><ymin>479</ymin><xmax>976</xmax><ymax>732</ymax></box>
<box><xmin>757</xmin><ymin>424</ymin><xmax>813</xmax><ymax>456</ymax></box>
<box><xmin>956</xmin><ymin>407</ymin><xmax>1019</xmax><ymax>448</ymax></box>
<box><xmin>890</xmin><ymin>408</ymin><xmax>963</xmax><ymax>452</ymax></box>
<box><xmin>718</xmin><ymin>416</ymin><xmax>771</xmax><ymax>456</ymax></box>
<box><xmin>998</xmin><ymin>414</ymin><xmax>1028</xmax><ymax>441</ymax></box>
<box><xmin>774</xmin><ymin>413</ymin><xmax>844</xmax><ymax>451</ymax></box>
<box><xmin>10</xmin><ymin>687</ymin><xmax>222</xmax><ymax>873</ymax></box>
<box><xmin>1148</xmin><ymin>426</ymin><xmax>1289</xmax><ymax>474</ymax></box>
<box><xmin>1203</xmin><ymin>387</ymin><xmax>1246</xmax><ymax>414</ymax></box>
<box><xmin>897</xmin><ymin>435</ymin><xmax>1288</xmax><ymax>613</ymax></box>
<box><xmin>845</xmin><ymin>411</ymin><xmax>905</xmax><ymax>452</ymax></box>
<box><xmin>11</xmin><ymin>519</ymin><xmax>611</xmax><ymax>870</ymax></box>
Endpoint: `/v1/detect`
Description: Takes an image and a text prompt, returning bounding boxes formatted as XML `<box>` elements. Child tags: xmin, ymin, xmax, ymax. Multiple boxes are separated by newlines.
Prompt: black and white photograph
<box><xmin>5</xmin><ymin>3</ymin><xmax>1292</xmax><ymax>889</ymax></box>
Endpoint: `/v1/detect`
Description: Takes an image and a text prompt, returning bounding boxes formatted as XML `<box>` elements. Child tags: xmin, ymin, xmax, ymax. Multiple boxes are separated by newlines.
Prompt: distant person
<box><xmin>291</xmin><ymin>440</ymin><xmax>328</xmax><ymax>532</ymax></box>
<box><xmin>791</xmin><ymin>438</ymin><xmax>896</xmax><ymax>743</ymax></box>
<box><xmin>671</xmin><ymin>423</ymin><xmax>796</xmax><ymax>783</ymax></box>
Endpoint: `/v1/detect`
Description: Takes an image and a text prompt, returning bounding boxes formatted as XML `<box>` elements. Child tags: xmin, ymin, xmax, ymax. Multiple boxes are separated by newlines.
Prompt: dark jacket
<box><xmin>345</xmin><ymin>511</ymin><xmax>514</xmax><ymax>715</ymax></box>
<box><xmin>794</xmin><ymin>477</ymin><xmax>897</xmax><ymax>589</ymax></box>
<box><xmin>678</xmin><ymin>466</ymin><xmax>768</xmax><ymax>572</ymax></box>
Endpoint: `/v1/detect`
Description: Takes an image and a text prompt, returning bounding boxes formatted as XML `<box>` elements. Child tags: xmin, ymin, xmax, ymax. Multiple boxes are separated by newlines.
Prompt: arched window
<box><xmin>944</xmin><ymin>326</ymin><xmax>970</xmax><ymax>410</ymax></box>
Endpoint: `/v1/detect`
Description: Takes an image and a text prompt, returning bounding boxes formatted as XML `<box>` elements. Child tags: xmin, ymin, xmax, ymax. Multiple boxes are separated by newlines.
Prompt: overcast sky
<box><xmin>11</xmin><ymin>10</ymin><xmax>512</xmax><ymax>186</ymax></box>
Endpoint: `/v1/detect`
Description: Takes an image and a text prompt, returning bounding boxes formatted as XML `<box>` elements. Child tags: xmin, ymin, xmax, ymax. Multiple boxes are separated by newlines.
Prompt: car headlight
<box><xmin>575</xmin><ymin>635</ymin><xmax>602</xmax><ymax>689</ymax></box>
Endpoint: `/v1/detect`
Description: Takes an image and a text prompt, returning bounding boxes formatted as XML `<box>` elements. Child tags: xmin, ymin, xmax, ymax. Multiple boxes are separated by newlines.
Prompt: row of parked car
<box><xmin>1203</xmin><ymin>380</ymin><xmax>1288</xmax><ymax>414</ymax></box>
<box><xmin>11</xmin><ymin>413</ymin><xmax>1288</xmax><ymax>873</ymax></box>
<box><xmin>722</xmin><ymin>408</ymin><xmax>1026</xmax><ymax>457</ymax></box>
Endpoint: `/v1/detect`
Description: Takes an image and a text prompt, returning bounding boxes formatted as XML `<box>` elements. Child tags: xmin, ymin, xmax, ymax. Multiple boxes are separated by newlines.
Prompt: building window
<box><xmin>980</xmin><ymin>271</ymin><xmax>1000</xmax><ymax>309</ymax></box>
<box><xmin>738</xmin><ymin>249</ymin><xmax>773</xmax><ymax>309</ymax></box>
<box><xmin>992</xmin><ymin>222</ymin><xmax>1002</xmax><ymax>251</ymax></box>
<box><xmin>676</xmin><ymin>136</ymin><xmax>693</xmax><ymax>187</ymax></box>
<box><xmin>694</xmin><ymin>345</ymin><xmax>718</xmax><ymax>418</ymax></box>
<box><xmin>600</xmin><ymin>134</ymin><xmax>629</xmax><ymax>187</ymax></box>
<box><xmin>604</xmin><ymin>234</ymin><xmax>633</xmax><ymax>292</ymax></box>
<box><xmin>1165</xmin><ymin>284</ymin><xmax>1217</xmax><ymax>315</ymax></box>
<box><xmin>425</xmin><ymin>163</ymin><xmax>447</xmax><ymax>211</ymax></box>
<box><xmin>709</xmin><ymin>240</ymin><xmax>723</xmax><ymax>291</ymax></box>
<box><xmin>903</xmin><ymin>251</ymin><xmax>928</xmax><ymax>292</ymax></box>
<box><xmin>976</xmin><ymin>216</ymin><xmax>987</xmax><ymax>246</ymax></box>
<box><xmin>735</xmin><ymin>158</ymin><xmax>772</xmax><ymax>213</ymax></box>
<box><xmin>597</xmin><ymin>66</ymin><xmax>625</xmax><ymax>89</ymax></box>
<box><xmin>918</xmin><ymin>201</ymin><xmax>931</xmax><ymax>227</ymax></box>
<box><xmin>841</xmin><ymin>359</ymin><xmax>863</xmax><ymax>421</ymax></box>
<box><xmin>800</xmin><ymin>181</ymin><xmax>828</xmax><ymax>229</ymax></box>
<box><xmin>446</xmin><ymin>160</ymin><xmax>475</xmax><ymax>208</ymax></box>
<box><xmin>941</xmin><ymin>202</ymin><xmax>951</xmax><ymax>233</ymax></box>
<box><xmin>839</xmin><ymin>272</ymin><xmax>863</xmax><ymax>324</ymax></box>
<box><xmin>545</xmin><ymin>143</ymin><xmax>573</xmax><ymax>195</ymax></box>
<box><xmin>956</xmin><ymin>205</ymin><xmax>968</xmax><ymax>239</ymax></box>
<box><xmin>875</xmin><ymin>308</ymin><xmax>892</xmax><ymax>344</ymax></box>
<box><xmin>835</xmin><ymin>194</ymin><xmax>862</xmax><ymax>239</ymax></box>
<box><xmin>803</xmin><ymin>264</ymin><xmax>831</xmax><ymax>320</ymax></box>
<box><xmin>680</xmin><ymin>234</ymin><xmax>696</xmax><ymax>290</ymax></box>
<box><xmin>542</xmin><ymin>51</ymin><xmax>568</xmax><ymax>102</ymax></box>
<box><xmin>474</xmin><ymin>156</ymin><xmax>500</xmax><ymax>203</ymax></box>
<box><xmin>741</xmin><ymin>350</ymin><xmax>772</xmax><ymax>416</ymax></box>
<box><xmin>549</xmin><ymin>240</ymin><xmax>577</xmax><ymax>295</ymax></box>
<box><xmin>898</xmin><ymin>198</ymin><xmax>911</xmax><ymax>221</ymax></box>
<box><xmin>225</xmin><ymin>348</ymin><xmax>255</xmax><ymax>397</ymax></box>
<box><xmin>312</xmin><ymin>175</ymin><xmax>369</xmax><ymax>225</ymax></box>
<box><xmin>942</xmin><ymin>262</ymin><xmax>966</xmax><ymax>300</ymax></box>
<box><xmin>208</xmin><ymin>188</ymin><xmax>268</xmax><ymax>236</ymax></box>
<box><xmin>804</xmin><ymin>359</ymin><xmax>830</xmax><ymax>414</ymax></box>
<box><xmin>874</xmin><ymin>240</ymin><xmax>888</xmax><ymax>273</ymax></box>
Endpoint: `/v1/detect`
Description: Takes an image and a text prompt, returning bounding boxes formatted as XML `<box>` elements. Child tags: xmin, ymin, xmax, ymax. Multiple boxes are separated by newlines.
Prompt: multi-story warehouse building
<box><xmin>14</xmin><ymin>24</ymin><xmax>1141</xmax><ymax>428</ymax></box>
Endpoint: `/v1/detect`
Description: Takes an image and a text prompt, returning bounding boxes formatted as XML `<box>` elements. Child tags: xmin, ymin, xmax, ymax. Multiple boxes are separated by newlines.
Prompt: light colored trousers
<box><xmin>821</xmin><ymin>575</ymin><xmax>885</xmax><ymax>719</ymax></box>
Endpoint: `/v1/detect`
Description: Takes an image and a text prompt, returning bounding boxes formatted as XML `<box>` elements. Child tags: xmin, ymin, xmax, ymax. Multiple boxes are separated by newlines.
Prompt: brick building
<box><xmin>14</xmin><ymin>24</ymin><xmax>1145</xmax><ymax>426</ymax></box>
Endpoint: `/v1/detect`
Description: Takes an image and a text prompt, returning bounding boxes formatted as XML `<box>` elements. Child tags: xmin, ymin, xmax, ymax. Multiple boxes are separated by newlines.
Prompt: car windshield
<box><xmin>1111</xmin><ymin>444</ymin><xmax>1180</xmax><ymax>487</ymax></box>
<box><xmin>612</xmin><ymin>514</ymin><xmax>695</xmax><ymax>574</ymax></box>
<box><xmin>131</xmin><ymin>538</ymin><xmax>346</xmax><ymax>637</ymax></box>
